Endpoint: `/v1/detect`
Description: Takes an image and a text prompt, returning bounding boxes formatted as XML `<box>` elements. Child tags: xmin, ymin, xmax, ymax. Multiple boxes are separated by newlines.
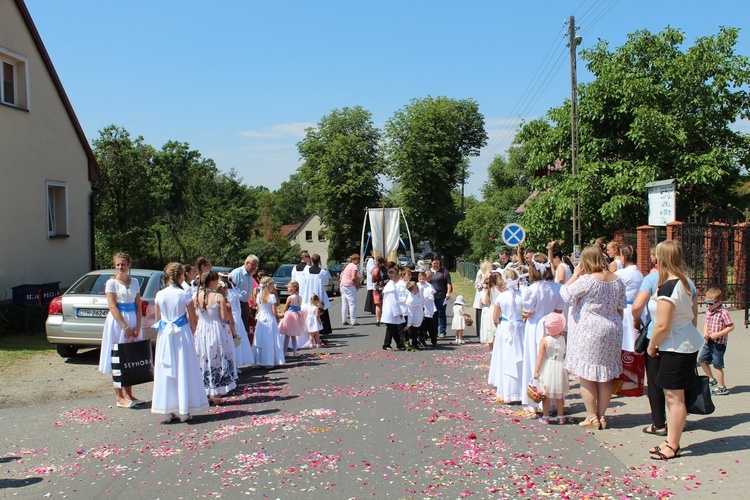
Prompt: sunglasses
<box><xmin>706</xmin><ymin>301</ymin><xmax>718</xmax><ymax>306</ymax></box>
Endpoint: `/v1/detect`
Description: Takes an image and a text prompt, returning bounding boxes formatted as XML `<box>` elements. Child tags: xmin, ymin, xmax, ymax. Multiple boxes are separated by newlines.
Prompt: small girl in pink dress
<box><xmin>278</xmin><ymin>281</ymin><xmax>305</xmax><ymax>357</ymax></box>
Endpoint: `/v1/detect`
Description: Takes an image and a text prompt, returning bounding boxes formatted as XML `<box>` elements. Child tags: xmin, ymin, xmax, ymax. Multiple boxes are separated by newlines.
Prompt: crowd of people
<box><xmin>97</xmin><ymin>241</ymin><xmax>734</xmax><ymax>461</ymax></box>
<box><xmin>475</xmin><ymin>239</ymin><xmax>733</xmax><ymax>461</ymax></box>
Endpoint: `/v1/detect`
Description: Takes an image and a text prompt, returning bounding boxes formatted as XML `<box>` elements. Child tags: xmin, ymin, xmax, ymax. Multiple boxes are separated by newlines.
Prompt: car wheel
<box><xmin>56</xmin><ymin>344</ymin><xmax>79</xmax><ymax>358</ymax></box>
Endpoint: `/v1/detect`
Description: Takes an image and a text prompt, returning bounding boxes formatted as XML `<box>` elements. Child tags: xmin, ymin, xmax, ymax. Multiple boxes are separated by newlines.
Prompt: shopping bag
<box><xmin>111</xmin><ymin>339</ymin><xmax>154</xmax><ymax>387</ymax></box>
<box><xmin>685</xmin><ymin>374</ymin><xmax>716</xmax><ymax>415</ymax></box>
<box><xmin>613</xmin><ymin>350</ymin><xmax>645</xmax><ymax>397</ymax></box>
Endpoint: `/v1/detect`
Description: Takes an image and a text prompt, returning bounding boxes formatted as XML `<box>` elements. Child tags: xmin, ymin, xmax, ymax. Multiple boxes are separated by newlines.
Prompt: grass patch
<box><xmin>0</xmin><ymin>332</ymin><xmax>55</xmax><ymax>366</ymax></box>
<box><xmin>451</xmin><ymin>271</ymin><xmax>478</xmax><ymax>305</ymax></box>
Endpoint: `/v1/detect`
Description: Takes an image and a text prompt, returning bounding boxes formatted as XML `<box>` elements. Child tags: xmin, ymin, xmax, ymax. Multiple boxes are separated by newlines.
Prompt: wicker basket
<box><xmin>232</xmin><ymin>333</ymin><xmax>242</xmax><ymax>347</ymax></box>
<box><xmin>465</xmin><ymin>317</ymin><xmax>473</xmax><ymax>327</ymax></box>
<box><xmin>527</xmin><ymin>380</ymin><xmax>545</xmax><ymax>403</ymax></box>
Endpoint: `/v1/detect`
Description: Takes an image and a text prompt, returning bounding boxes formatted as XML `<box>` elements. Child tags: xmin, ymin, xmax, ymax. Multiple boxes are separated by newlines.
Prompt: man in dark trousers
<box><xmin>429</xmin><ymin>257</ymin><xmax>453</xmax><ymax>338</ymax></box>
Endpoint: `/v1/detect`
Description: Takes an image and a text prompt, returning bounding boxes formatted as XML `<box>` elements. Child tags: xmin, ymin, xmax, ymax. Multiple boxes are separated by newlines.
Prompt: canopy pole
<box><xmin>400</xmin><ymin>208</ymin><xmax>416</xmax><ymax>264</ymax></box>
<box><xmin>359</xmin><ymin>207</ymin><xmax>369</xmax><ymax>267</ymax></box>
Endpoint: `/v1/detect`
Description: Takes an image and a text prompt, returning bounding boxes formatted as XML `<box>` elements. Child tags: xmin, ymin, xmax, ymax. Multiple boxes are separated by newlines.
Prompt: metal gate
<box><xmin>672</xmin><ymin>222</ymin><xmax>749</xmax><ymax>327</ymax></box>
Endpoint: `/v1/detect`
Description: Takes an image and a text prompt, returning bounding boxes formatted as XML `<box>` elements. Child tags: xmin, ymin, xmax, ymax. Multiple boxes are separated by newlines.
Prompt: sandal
<box><xmin>599</xmin><ymin>416</ymin><xmax>608</xmax><ymax>429</ymax></box>
<box><xmin>649</xmin><ymin>440</ymin><xmax>668</xmax><ymax>454</ymax></box>
<box><xmin>643</xmin><ymin>424</ymin><xmax>668</xmax><ymax>436</ymax></box>
<box><xmin>579</xmin><ymin>416</ymin><xmax>600</xmax><ymax>430</ymax></box>
<box><xmin>650</xmin><ymin>443</ymin><xmax>680</xmax><ymax>461</ymax></box>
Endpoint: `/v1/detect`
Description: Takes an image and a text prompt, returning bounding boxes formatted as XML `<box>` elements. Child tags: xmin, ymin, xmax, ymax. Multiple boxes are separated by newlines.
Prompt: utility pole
<box><xmin>568</xmin><ymin>15</ymin><xmax>582</xmax><ymax>261</ymax></box>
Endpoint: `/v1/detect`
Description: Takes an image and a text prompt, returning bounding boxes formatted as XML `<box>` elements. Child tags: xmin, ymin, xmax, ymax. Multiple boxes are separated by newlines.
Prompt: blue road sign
<box><xmin>502</xmin><ymin>223</ymin><xmax>526</xmax><ymax>246</ymax></box>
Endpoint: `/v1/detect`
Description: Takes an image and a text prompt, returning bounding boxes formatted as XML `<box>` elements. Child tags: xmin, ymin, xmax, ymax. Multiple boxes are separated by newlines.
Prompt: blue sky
<box><xmin>25</xmin><ymin>0</ymin><xmax>750</xmax><ymax>197</ymax></box>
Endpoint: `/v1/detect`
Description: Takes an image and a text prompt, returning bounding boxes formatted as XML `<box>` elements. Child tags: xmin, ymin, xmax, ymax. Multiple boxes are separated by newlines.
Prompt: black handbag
<box><xmin>685</xmin><ymin>373</ymin><xmax>716</xmax><ymax>415</ymax></box>
<box><xmin>633</xmin><ymin>323</ymin><xmax>649</xmax><ymax>354</ymax></box>
<box><xmin>111</xmin><ymin>339</ymin><xmax>154</xmax><ymax>387</ymax></box>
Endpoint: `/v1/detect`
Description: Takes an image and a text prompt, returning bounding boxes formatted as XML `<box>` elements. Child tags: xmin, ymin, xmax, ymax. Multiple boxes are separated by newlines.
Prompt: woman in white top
<box><xmin>615</xmin><ymin>244</ymin><xmax>644</xmax><ymax>351</ymax></box>
<box><xmin>472</xmin><ymin>261</ymin><xmax>491</xmax><ymax>338</ymax></box>
<box><xmin>99</xmin><ymin>252</ymin><xmax>144</xmax><ymax>408</ymax></box>
<box><xmin>607</xmin><ymin>241</ymin><xmax>623</xmax><ymax>272</ymax></box>
<box><xmin>646</xmin><ymin>240</ymin><xmax>703</xmax><ymax>461</ymax></box>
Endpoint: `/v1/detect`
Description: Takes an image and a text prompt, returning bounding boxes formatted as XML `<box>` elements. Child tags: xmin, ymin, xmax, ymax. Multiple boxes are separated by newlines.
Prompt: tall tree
<box><xmin>384</xmin><ymin>96</ymin><xmax>488</xmax><ymax>256</ymax></box>
<box><xmin>297</xmin><ymin>106</ymin><xmax>385</xmax><ymax>261</ymax></box>
<box><xmin>92</xmin><ymin>125</ymin><xmax>155</xmax><ymax>267</ymax></box>
<box><xmin>272</xmin><ymin>172</ymin><xmax>309</xmax><ymax>225</ymax></box>
<box><xmin>519</xmin><ymin>27</ymin><xmax>750</xmax><ymax>247</ymax></box>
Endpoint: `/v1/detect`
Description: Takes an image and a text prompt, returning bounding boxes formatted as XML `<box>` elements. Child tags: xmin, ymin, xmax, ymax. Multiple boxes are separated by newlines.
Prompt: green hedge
<box><xmin>0</xmin><ymin>303</ymin><xmax>48</xmax><ymax>336</ymax></box>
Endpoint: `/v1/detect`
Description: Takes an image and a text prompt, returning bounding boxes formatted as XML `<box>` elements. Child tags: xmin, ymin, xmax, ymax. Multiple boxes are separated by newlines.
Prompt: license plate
<box><xmin>76</xmin><ymin>308</ymin><xmax>108</xmax><ymax>318</ymax></box>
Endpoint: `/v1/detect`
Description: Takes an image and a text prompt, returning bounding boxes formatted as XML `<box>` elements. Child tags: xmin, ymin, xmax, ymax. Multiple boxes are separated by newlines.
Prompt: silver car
<box><xmin>45</xmin><ymin>269</ymin><xmax>164</xmax><ymax>357</ymax></box>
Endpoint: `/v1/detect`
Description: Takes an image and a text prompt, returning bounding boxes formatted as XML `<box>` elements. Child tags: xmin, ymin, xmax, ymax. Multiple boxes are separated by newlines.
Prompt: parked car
<box><xmin>326</xmin><ymin>267</ymin><xmax>340</xmax><ymax>296</ymax></box>
<box><xmin>397</xmin><ymin>256</ymin><xmax>410</xmax><ymax>267</ymax></box>
<box><xmin>45</xmin><ymin>269</ymin><xmax>165</xmax><ymax>358</ymax></box>
<box><xmin>272</xmin><ymin>264</ymin><xmax>295</xmax><ymax>298</ymax></box>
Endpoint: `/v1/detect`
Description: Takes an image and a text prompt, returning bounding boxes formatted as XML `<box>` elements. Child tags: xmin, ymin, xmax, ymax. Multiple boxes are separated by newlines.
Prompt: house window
<box><xmin>0</xmin><ymin>47</ymin><xmax>29</xmax><ymax>109</ymax></box>
<box><xmin>46</xmin><ymin>181</ymin><xmax>69</xmax><ymax>238</ymax></box>
<box><xmin>318</xmin><ymin>232</ymin><xmax>326</xmax><ymax>241</ymax></box>
<box><xmin>1</xmin><ymin>61</ymin><xmax>15</xmax><ymax>105</ymax></box>
<box><xmin>305</xmin><ymin>230</ymin><xmax>313</xmax><ymax>242</ymax></box>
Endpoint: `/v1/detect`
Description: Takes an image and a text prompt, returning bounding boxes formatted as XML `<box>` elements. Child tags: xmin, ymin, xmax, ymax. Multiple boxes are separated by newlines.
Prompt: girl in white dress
<box><xmin>98</xmin><ymin>252</ymin><xmax>145</xmax><ymax>408</ymax></box>
<box><xmin>534</xmin><ymin>312</ymin><xmax>570</xmax><ymax>424</ymax></box>
<box><xmin>480</xmin><ymin>273</ymin><xmax>501</xmax><ymax>348</ymax></box>
<box><xmin>404</xmin><ymin>281</ymin><xmax>425</xmax><ymax>349</ymax></box>
<box><xmin>521</xmin><ymin>254</ymin><xmax>565</xmax><ymax>412</ymax></box>
<box><xmin>151</xmin><ymin>263</ymin><xmax>209</xmax><ymax>423</ymax></box>
<box><xmin>488</xmin><ymin>268</ymin><xmax>524</xmax><ymax>403</ymax></box>
<box><xmin>220</xmin><ymin>274</ymin><xmax>255</xmax><ymax>368</ymax></box>
<box><xmin>472</xmin><ymin>261</ymin><xmax>491</xmax><ymax>338</ymax></box>
<box><xmin>194</xmin><ymin>270</ymin><xmax>237</xmax><ymax>404</ymax></box>
<box><xmin>451</xmin><ymin>296</ymin><xmax>471</xmax><ymax>344</ymax></box>
<box><xmin>304</xmin><ymin>294</ymin><xmax>325</xmax><ymax>349</ymax></box>
<box><xmin>279</xmin><ymin>281</ymin><xmax>305</xmax><ymax>356</ymax></box>
<box><xmin>254</xmin><ymin>277</ymin><xmax>286</xmax><ymax>368</ymax></box>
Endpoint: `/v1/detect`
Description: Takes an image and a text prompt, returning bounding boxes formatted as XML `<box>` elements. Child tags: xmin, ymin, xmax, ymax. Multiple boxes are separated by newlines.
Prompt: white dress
<box><xmin>194</xmin><ymin>296</ymin><xmax>237</xmax><ymax>397</ymax></box>
<box><xmin>98</xmin><ymin>277</ymin><xmax>141</xmax><ymax>374</ymax></box>
<box><xmin>151</xmin><ymin>285</ymin><xmax>209</xmax><ymax>415</ymax></box>
<box><xmin>472</xmin><ymin>270</ymin><xmax>485</xmax><ymax>309</ymax></box>
<box><xmin>254</xmin><ymin>295</ymin><xmax>286</xmax><ymax>367</ymax></box>
<box><xmin>451</xmin><ymin>304</ymin><xmax>466</xmax><ymax>330</ymax></box>
<box><xmin>227</xmin><ymin>288</ymin><xmax>256</xmax><ymax>367</ymax></box>
<box><xmin>520</xmin><ymin>280</ymin><xmax>565</xmax><ymax>408</ymax></box>
<box><xmin>615</xmin><ymin>264</ymin><xmax>644</xmax><ymax>351</ymax></box>
<box><xmin>304</xmin><ymin>304</ymin><xmax>324</xmax><ymax>333</ymax></box>
<box><xmin>539</xmin><ymin>335</ymin><xmax>570</xmax><ymax>399</ymax></box>
<box><xmin>488</xmin><ymin>289</ymin><xmax>523</xmax><ymax>402</ymax></box>
<box><xmin>479</xmin><ymin>288</ymin><xmax>499</xmax><ymax>344</ymax></box>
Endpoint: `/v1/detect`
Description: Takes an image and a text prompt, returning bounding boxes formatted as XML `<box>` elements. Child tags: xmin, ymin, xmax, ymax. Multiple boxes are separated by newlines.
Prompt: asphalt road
<box><xmin>1</xmin><ymin>289</ymin><xmax>669</xmax><ymax>499</ymax></box>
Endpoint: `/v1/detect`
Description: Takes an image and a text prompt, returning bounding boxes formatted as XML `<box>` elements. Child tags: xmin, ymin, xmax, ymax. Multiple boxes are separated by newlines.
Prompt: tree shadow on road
<box><xmin>0</xmin><ymin>477</ymin><xmax>43</xmax><ymax>490</ymax></box>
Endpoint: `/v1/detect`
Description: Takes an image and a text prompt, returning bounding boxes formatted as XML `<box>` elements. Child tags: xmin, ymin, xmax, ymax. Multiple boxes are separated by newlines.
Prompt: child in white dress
<box><xmin>488</xmin><ymin>268</ymin><xmax>524</xmax><ymax>403</ymax></box>
<box><xmin>534</xmin><ymin>312</ymin><xmax>570</xmax><ymax>424</ymax></box>
<box><xmin>98</xmin><ymin>252</ymin><xmax>145</xmax><ymax>408</ymax></box>
<box><xmin>194</xmin><ymin>270</ymin><xmax>237</xmax><ymax>405</ymax></box>
<box><xmin>151</xmin><ymin>263</ymin><xmax>209</xmax><ymax>423</ymax></box>
<box><xmin>480</xmin><ymin>273</ymin><xmax>501</xmax><ymax>349</ymax></box>
<box><xmin>304</xmin><ymin>294</ymin><xmax>324</xmax><ymax>349</ymax></box>
<box><xmin>403</xmin><ymin>281</ymin><xmax>425</xmax><ymax>349</ymax></box>
<box><xmin>254</xmin><ymin>277</ymin><xmax>286</xmax><ymax>368</ymax></box>
<box><xmin>279</xmin><ymin>281</ymin><xmax>305</xmax><ymax>356</ymax></box>
<box><xmin>451</xmin><ymin>295</ymin><xmax>471</xmax><ymax>344</ymax></box>
<box><xmin>221</xmin><ymin>273</ymin><xmax>255</xmax><ymax>368</ymax></box>
<box><xmin>521</xmin><ymin>254</ymin><xmax>565</xmax><ymax>413</ymax></box>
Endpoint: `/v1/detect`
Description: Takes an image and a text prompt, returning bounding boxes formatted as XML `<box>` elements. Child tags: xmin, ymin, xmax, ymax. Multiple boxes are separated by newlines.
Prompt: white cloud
<box><xmin>238</xmin><ymin>122</ymin><xmax>316</xmax><ymax>139</ymax></box>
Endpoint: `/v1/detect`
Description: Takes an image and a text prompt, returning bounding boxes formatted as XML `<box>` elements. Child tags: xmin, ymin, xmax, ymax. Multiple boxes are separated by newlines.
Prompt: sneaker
<box><xmin>713</xmin><ymin>386</ymin><xmax>729</xmax><ymax>395</ymax></box>
<box><xmin>708</xmin><ymin>378</ymin><xmax>718</xmax><ymax>388</ymax></box>
<box><xmin>438</xmin><ymin>333</ymin><xmax>446</xmax><ymax>339</ymax></box>
<box><xmin>383</xmin><ymin>346</ymin><xmax>393</xmax><ymax>351</ymax></box>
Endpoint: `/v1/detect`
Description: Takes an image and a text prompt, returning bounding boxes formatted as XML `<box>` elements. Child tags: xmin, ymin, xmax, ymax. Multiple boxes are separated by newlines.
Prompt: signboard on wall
<box><xmin>646</xmin><ymin>179</ymin><xmax>676</xmax><ymax>226</ymax></box>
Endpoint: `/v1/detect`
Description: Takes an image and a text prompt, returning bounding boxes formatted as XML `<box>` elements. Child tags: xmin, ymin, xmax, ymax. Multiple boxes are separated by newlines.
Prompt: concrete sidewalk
<box><xmin>582</xmin><ymin>307</ymin><xmax>749</xmax><ymax>497</ymax></box>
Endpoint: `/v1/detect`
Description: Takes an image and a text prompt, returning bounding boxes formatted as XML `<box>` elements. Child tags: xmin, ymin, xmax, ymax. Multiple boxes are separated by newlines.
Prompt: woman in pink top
<box><xmin>340</xmin><ymin>254</ymin><xmax>361</xmax><ymax>326</ymax></box>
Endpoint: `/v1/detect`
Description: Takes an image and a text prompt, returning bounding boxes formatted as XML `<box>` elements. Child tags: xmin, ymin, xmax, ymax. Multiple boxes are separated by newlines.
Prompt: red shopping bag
<box><xmin>613</xmin><ymin>350</ymin><xmax>645</xmax><ymax>397</ymax></box>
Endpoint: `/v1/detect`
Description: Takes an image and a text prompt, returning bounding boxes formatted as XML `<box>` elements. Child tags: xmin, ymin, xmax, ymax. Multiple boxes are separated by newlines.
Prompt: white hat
<box><xmin>454</xmin><ymin>295</ymin><xmax>466</xmax><ymax>306</ymax></box>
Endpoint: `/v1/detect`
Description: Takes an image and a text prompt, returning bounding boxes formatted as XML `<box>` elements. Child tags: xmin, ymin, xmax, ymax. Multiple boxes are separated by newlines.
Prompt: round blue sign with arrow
<box><xmin>502</xmin><ymin>223</ymin><xmax>526</xmax><ymax>246</ymax></box>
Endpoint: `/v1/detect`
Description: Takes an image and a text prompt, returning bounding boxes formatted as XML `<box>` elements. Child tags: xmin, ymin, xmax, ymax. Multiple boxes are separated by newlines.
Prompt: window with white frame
<box><xmin>46</xmin><ymin>181</ymin><xmax>69</xmax><ymax>238</ymax></box>
<box><xmin>0</xmin><ymin>47</ymin><xmax>29</xmax><ymax>109</ymax></box>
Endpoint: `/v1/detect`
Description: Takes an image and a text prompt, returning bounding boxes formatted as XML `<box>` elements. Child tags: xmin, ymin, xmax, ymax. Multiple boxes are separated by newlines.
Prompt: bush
<box><xmin>0</xmin><ymin>302</ymin><xmax>48</xmax><ymax>336</ymax></box>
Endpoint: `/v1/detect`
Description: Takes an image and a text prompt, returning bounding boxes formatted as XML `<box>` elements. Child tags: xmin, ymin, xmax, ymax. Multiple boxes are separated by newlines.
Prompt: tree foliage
<box><xmin>384</xmin><ymin>96</ymin><xmax>488</xmax><ymax>256</ymax></box>
<box><xmin>92</xmin><ymin>126</ymin><xmax>270</xmax><ymax>269</ymax></box>
<box><xmin>297</xmin><ymin>106</ymin><xmax>385</xmax><ymax>261</ymax></box>
<box><xmin>518</xmin><ymin>27</ymin><xmax>750</xmax><ymax>249</ymax></box>
<box><xmin>457</xmin><ymin>152</ymin><xmax>532</xmax><ymax>261</ymax></box>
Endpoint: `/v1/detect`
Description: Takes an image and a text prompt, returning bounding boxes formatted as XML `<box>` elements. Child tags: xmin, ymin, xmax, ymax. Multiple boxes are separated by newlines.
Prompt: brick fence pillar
<box><xmin>666</xmin><ymin>221</ymin><xmax>683</xmax><ymax>242</ymax></box>
<box><xmin>733</xmin><ymin>222</ymin><xmax>748</xmax><ymax>308</ymax></box>
<box><xmin>636</xmin><ymin>225</ymin><xmax>654</xmax><ymax>276</ymax></box>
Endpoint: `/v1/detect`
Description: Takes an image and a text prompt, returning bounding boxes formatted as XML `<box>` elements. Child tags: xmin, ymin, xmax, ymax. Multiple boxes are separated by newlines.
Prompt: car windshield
<box><xmin>67</xmin><ymin>274</ymin><xmax>151</xmax><ymax>296</ymax></box>
<box><xmin>274</xmin><ymin>265</ymin><xmax>293</xmax><ymax>278</ymax></box>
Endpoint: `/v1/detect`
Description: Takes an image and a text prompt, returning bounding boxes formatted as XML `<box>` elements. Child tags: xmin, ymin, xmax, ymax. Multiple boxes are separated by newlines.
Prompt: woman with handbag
<box><xmin>98</xmin><ymin>252</ymin><xmax>145</xmax><ymax>409</ymax></box>
<box><xmin>645</xmin><ymin>240</ymin><xmax>704</xmax><ymax>461</ymax></box>
<box><xmin>340</xmin><ymin>254</ymin><xmax>361</xmax><ymax>327</ymax></box>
